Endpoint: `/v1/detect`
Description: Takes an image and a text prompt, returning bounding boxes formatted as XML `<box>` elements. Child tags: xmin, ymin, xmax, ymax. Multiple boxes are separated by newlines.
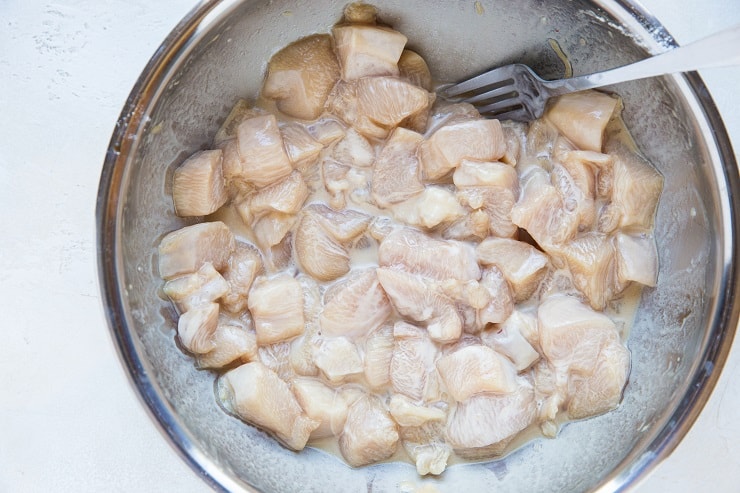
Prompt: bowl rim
<box><xmin>96</xmin><ymin>1</ymin><xmax>740</xmax><ymax>491</ymax></box>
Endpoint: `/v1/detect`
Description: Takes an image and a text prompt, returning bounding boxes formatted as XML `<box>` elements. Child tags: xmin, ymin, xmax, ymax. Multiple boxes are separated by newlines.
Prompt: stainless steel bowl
<box><xmin>96</xmin><ymin>1</ymin><xmax>740</xmax><ymax>491</ymax></box>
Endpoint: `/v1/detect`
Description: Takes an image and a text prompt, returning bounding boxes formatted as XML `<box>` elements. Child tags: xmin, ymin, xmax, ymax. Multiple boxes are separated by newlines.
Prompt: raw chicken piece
<box><xmin>262</xmin><ymin>34</ymin><xmax>340</xmax><ymax>120</ymax></box>
<box><xmin>452</xmin><ymin>160</ymin><xmax>518</xmax><ymax>189</ymax></box>
<box><xmin>197</xmin><ymin>318</ymin><xmax>258</xmax><ymax>369</ymax></box>
<box><xmin>321</xmin><ymin>158</ymin><xmax>351</xmax><ymax>209</ymax></box>
<box><xmin>500</xmin><ymin>309</ymin><xmax>540</xmax><ymax>352</ymax></box>
<box><xmin>313</xmin><ymin>336</ymin><xmax>364</xmax><ymax>383</ymax></box>
<box><xmin>331</xmin><ymin>128</ymin><xmax>375</xmax><ymax>168</ymax></box>
<box><xmin>551</xmin><ymin>163</ymin><xmax>596</xmax><ymax>231</ymax></box>
<box><xmin>545</xmin><ymin>90</ymin><xmax>619</xmax><ymax>152</ymax></box>
<box><xmin>177</xmin><ymin>302</ymin><xmax>219</xmax><ymax>354</ymax></box>
<box><xmin>235</xmin><ymin>114</ymin><xmax>293</xmax><ymax>188</ymax></box>
<box><xmin>419</xmin><ymin>119</ymin><xmax>506</xmax><ymax>180</ymax></box>
<box><xmin>258</xmin><ymin>342</ymin><xmax>295</xmax><ymax>382</ymax></box>
<box><xmin>500</xmin><ymin>121</ymin><xmax>527</xmax><ymax>166</ymax></box>
<box><xmin>343</xmin><ymin>2</ymin><xmax>378</xmax><ymax>24</ymax></box>
<box><xmin>398</xmin><ymin>49</ymin><xmax>432</xmax><ymax>91</ymax></box>
<box><xmin>378</xmin><ymin>228</ymin><xmax>480</xmax><ymax>282</ymax></box>
<box><xmin>251</xmin><ymin>212</ymin><xmax>297</xmax><ymax>250</ymax></box>
<box><xmin>424</xmin><ymin>100</ymin><xmax>481</xmax><ymax>135</ymax></box>
<box><xmin>445</xmin><ymin>382</ymin><xmax>536</xmax><ymax>455</ymax></box>
<box><xmin>243</xmin><ymin>170</ymin><xmax>309</xmax><ymax>217</ymax></box>
<box><xmin>307</xmin><ymin>204</ymin><xmax>372</xmax><ymax>242</ymax></box>
<box><xmin>326</xmin><ymin>77</ymin><xmax>430</xmax><ymax>139</ymax></box>
<box><xmin>248</xmin><ymin>276</ymin><xmax>305</xmax><ymax>345</ymax></box>
<box><xmin>481</xmin><ymin>320</ymin><xmax>539</xmax><ymax>372</ymax></box>
<box><xmin>305</xmin><ymin>118</ymin><xmax>346</xmax><ymax>146</ymax></box>
<box><xmin>390</xmin><ymin>321</ymin><xmax>440</xmax><ymax>401</ymax></box>
<box><xmin>392</xmin><ymin>186</ymin><xmax>465</xmax><ymax>229</ymax></box>
<box><xmin>372</xmin><ymin>127</ymin><xmax>425</xmax><ymax>207</ymax></box>
<box><xmin>294</xmin><ymin>212</ymin><xmax>350</xmax><ymax>281</ymax></box>
<box><xmin>555</xmin><ymin>232</ymin><xmax>622</xmax><ymax>310</ymax></box>
<box><xmin>399</xmin><ymin>421</ymin><xmax>451</xmax><ymax>475</ymax></box>
<box><xmin>476</xmin><ymin>237</ymin><xmax>549</xmax><ymax>302</ymax></box>
<box><xmin>615</xmin><ymin>231</ymin><xmax>658</xmax><ymax>287</ymax></box>
<box><xmin>291</xmin><ymin>377</ymin><xmax>350</xmax><ymax>438</ymax></box>
<box><xmin>218</xmin><ymin>362</ymin><xmax>320</xmax><ymax>451</ymax></box>
<box><xmin>280</xmin><ymin>123</ymin><xmax>324</xmax><ymax>171</ymax></box>
<box><xmin>442</xmin><ymin>209</ymin><xmax>490</xmax><ymax>241</ymax></box>
<box><xmin>213</xmin><ymin>100</ymin><xmax>266</xmax><ymax>146</ymax></box>
<box><xmin>158</xmin><ymin>221</ymin><xmax>235</xmax><ymax>280</ymax></box>
<box><xmin>363</xmin><ymin>324</ymin><xmax>394</xmax><ymax>389</ymax></box>
<box><xmin>377</xmin><ymin>269</ymin><xmax>462</xmax><ymax>343</ymax></box>
<box><xmin>173</xmin><ymin>149</ymin><xmax>227</xmax><ymax>217</ymax></box>
<box><xmin>288</xmin><ymin>275</ymin><xmax>323</xmax><ymax>377</ymax></box>
<box><xmin>478</xmin><ymin>266</ymin><xmax>515</xmax><ymax>326</ymax></box>
<box><xmin>456</xmin><ymin>186</ymin><xmax>518</xmax><ymax>238</ymax></box>
<box><xmin>221</xmin><ymin>241</ymin><xmax>263</xmax><ymax>313</ymax></box>
<box><xmin>332</xmin><ymin>24</ymin><xmax>406</xmax><ymax>80</ymax></box>
<box><xmin>163</xmin><ymin>262</ymin><xmax>229</xmax><ymax>313</ymax></box>
<box><xmin>339</xmin><ymin>395</ymin><xmax>400</xmax><ymax>467</ymax></box>
<box><xmin>389</xmin><ymin>394</ymin><xmax>446</xmax><ymax>427</ymax></box>
<box><xmin>219</xmin><ymin>139</ymin><xmax>252</xmax><ymax>198</ymax></box>
<box><xmin>320</xmin><ymin>270</ymin><xmax>392</xmax><ymax>339</ymax></box>
<box><xmin>435</xmin><ymin>345</ymin><xmax>518</xmax><ymax>402</ymax></box>
<box><xmin>602</xmin><ymin>138</ymin><xmax>663</xmax><ymax>231</ymax></box>
<box><xmin>511</xmin><ymin>167</ymin><xmax>578</xmax><ymax>248</ymax></box>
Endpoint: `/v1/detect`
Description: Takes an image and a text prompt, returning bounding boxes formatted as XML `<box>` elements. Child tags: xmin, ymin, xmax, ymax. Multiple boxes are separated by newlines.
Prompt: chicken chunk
<box><xmin>445</xmin><ymin>382</ymin><xmax>536</xmax><ymax>455</ymax></box>
<box><xmin>339</xmin><ymin>395</ymin><xmax>400</xmax><ymax>467</ymax></box>
<box><xmin>331</xmin><ymin>127</ymin><xmax>375</xmax><ymax>168</ymax></box>
<box><xmin>551</xmin><ymin>163</ymin><xmax>596</xmax><ymax>231</ymax></box>
<box><xmin>305</xmin><ymin>118</ymin><xmax>346</xmax><ymax>146</ymax></box>
<box><xmin>399</xmin><ymin>421</ymin><xmax>451</xmax><ymax>476</ymax></box>
<box><xmin>291</xmin><ymin>377</ymin><xmax>350</xmax><ymax>438</ymax></box>
<box><xmin>163</xmin><ymin>262</ymin><xmax>229</xmax><ymax>313</ymax></box>
<box><xmin>177</xmin><ymin>302</ymin><xmax>220</xmax><ymax>354</ymax></box>
<box><xmin>294</xmin><ymin>212</ymin><xmax>350</xmax><ymax>281</ymax></box>
<box><xmin>615</xmin><ymin>231</ymin><xmax>659</xmax><ymax>287</ymax></box>
<box><xmin>392</xmin><ymin>186</ymin><xmax>465</xmax><ymax>229</ymax></box>
<box><xmin>248</xmin><ymin>276</ymin><xmax>305</xmax><ymax>345</ymax></box>
<box><xmin>213</xmin><ymin>100</ymin><xmax>266</xmax><ymax>146</ymax></box>
<box><xmin>481</xmin><ymin>320</ymin><xmax>539</xmax><ymax>372</ymax></box>
<box><xmin>398</xmin><ymin>49</ymin><xmax>432</xmax><ymax>91</ymax></box>
<box><xmin>218</xmin><ymin>362</ymin><xmax>319</xmax><ymax>451</ymax></box>
<box><xmin>343</xmin><ymin>2</ymin><xmax>378</xmax><ymax>24</ymax></box>
<box><xmin>477</xmin><ymin>266</ymin><xmax>515</xmax><ymax>326</ymax></box>
<box><xmin>235</xmin><ymin>114</ymin><xmax>293</xmax><ymax>188</ymax></box>
<box><xmin>243</xmin><ymin>170</ymin><xmax>309</xmax><ymax>217</ymax></box>
<box><xmin>419</xmin><ymin>119</ymin><xmax>507</xmax><ymax>180</ymax></box>
<box><xmin>280</xmin><ymin>123</ymin><xmax>324</xmax><ymax>171</ymax></box>
<box><xmin>379</xmin><ymin>228</ymin><xmax>480</xmax><ymax>282</ymax></box>
<box><xmin>545</xmin><ymin>90</ymin><xmax>619</xmax><ymax>152</ymax></box>
<box><xmin>307</xmin><ymin>204</ymin><xmax>372</xmax><ymax>242</ymax></box>
<box><xmin>173</xmin><ymin>149</ymin><xmax>228</xmax><ymax>217</ymax></box>
<box><xmin>332</xmin><ymin>24</ymin><xmax>407</xmax><ymax>80</ymax></box>
<box><xmin>197</xmin><ymin>319</ymin><xmax>258</xmax><ymax>369</ymax></box>
<box><xmin>363</xmin><ymin>324</ymin><xmax>394</xmax><ymax>390</ymax></box>
<box><xmin>262</xmin><ymin>34</ymin><xmax>340</xmax><ymax>120</ymax></box>
<box><xmin>372</xmin><ymin>127</ymin><xmax>425</xmax><ymax>207</ymax></box>
<box><xmin>221</xmin><ymin>241</ymin><xmax>263</xmax><ymax>313</ymax></box>
<box><xmin>456</xmin><ymin>185</ymin><xmax>518</xmax><ymax>238</ymax></box>
<box><xmin>389</xmin><ymin>394</ymin><xmax>446</xmax><ymax>427</ymax></box>
<box><xmin>158</xmin><ymin>221</ymin><xmax>235</xmax><ymax>280</ymax></box>
<box><xmin>436</xmin><ymin>345</ymin><xmax>518</xmax><ymax>402</ymax></box>
<box><xmin>313</xmin><ymin>336</ymin><xmax>364</xmax><ymax>383</ymax></box>
<box><xmin>476</xmin><ymin>237</ymin><xmax>549</xmax><ymax>302</ymax></box>
<box><xmin>390</xmin><ymin>321</ymin><xmax>441</xmax><ymax>401</ymax></box>
<box><xmin>251</xmin><ymin>212</ymin><xmax>297</xmax><ymax>251</ymax></box>
<box><xmin>320</xmin><ymin>270</ymin><xmax>392</xmax><ymax>339</ymax></box>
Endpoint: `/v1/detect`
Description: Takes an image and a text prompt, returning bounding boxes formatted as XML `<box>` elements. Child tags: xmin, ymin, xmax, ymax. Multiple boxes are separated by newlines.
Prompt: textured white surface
<box><xmin>0</xmin><ymin>1</ymin><xmax>738</xmax><ymax>492</ymax></box>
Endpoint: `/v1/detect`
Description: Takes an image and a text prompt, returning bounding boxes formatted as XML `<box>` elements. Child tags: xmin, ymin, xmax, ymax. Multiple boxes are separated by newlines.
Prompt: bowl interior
<box><xmin>99</xmin><ymin>0</ymin><xmax>739</xmax><ymax>491</ymax></box>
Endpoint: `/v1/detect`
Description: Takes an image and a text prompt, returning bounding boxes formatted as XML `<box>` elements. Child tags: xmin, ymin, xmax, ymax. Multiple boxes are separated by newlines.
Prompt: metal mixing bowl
<box><xmin>96</xmin><ymin>0</ymin><xmax>740</xmax><ymax>491</ymax></box>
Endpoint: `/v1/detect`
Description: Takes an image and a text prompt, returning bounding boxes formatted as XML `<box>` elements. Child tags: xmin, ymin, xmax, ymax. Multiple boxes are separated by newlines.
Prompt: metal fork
<box><xmin>441</xmin><ymin>24</ymin><xmax>740</xmax><ymax>122</ymax></box>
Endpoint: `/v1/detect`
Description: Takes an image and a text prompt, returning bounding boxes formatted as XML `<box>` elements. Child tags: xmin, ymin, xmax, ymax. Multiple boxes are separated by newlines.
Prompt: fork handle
<box><xmin>549</xmin><ymin>23</ymin><xmax>740</xmax><ymax>94</ymax></box>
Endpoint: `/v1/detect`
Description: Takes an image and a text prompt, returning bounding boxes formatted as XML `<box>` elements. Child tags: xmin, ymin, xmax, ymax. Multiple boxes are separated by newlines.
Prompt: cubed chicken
<box><xmin>213</xmin><ymin>100</ymin><xmax>266</xmax><ymax>146</ymax></box>
<box><xmin>481</xmin><ymin>321</ymin><xmax>539</xmax><ymax>372</ymax></box>
<box><xmin>442</xmin><ymin>209</ymin><xmax>491</xmax><ymax>242</ymax></box>
<box><xmin>398</xmin><ymin>49</ymin><xmax>432</xmax><ymax>91</ymax></box>
<box><xmin>280</xmin><ymin>123</ymin><xmax>324</xmax><ymax>171</ymax></box>
<box><xmin>436</xmin><ymin>345</ymin><xmax>518</xmax><ymax>402</ymax></box>
<box><xmin>221</xmin><ymin>241</ymin><xmax>263</xmax><ymax>313</ymax></box>
<box><xmin>445</xmin><ymin>383</ymin><xmax>536</xmax><ymax>455</ymax></box>
<box><xmin>476</xmin><ymin>237</ymin><xmax>549</xmax><ymax>302</ymax></box>
<box><xmin>158</xmin><ymin>221</ymin><xmax>235</xmax><ymax>280</ymax></box>
<box><xmin>478</xmin><ymin>266</ymin><xmax>515</xmax><ymax>326</ymax></box>
<box><xmin>235</xmin><ymin>114</ymin><xmax>293</xmax><ymax>188</ymax></box>
<box><xmin>218</xmin><ymin>362</ymin><xmax>320</xmax><ymax>451</ymax></box>
<box><xmin>456</xmin><ymin>185</ymin><xmax>518</xmax><ymax>239</ymax></box>
<box><xmin>242</xmin><ymin>170</ymin><xmax>309</xmax><ymax>217</ymax></box>
<box><xmin>392</xmin><ymin>186</ymin><xmax>465</xmax><ymax>229</ymax></box>
<box><xmin>551</xmin><ymin>163</ymin><xmax>596</xmax><ymax>231</ymax></box>
<box><xmin>320</xmin><ymin>270</ymin><xmax>392</xmax><ymax>339</ymax></box>
<box><xmin>339</xmin><ymin>395</ymin><xmax>400</xmax><ymax>467</ymax></box>
<box><xmin>258</xmin><ymin>341</ymin><xmax>295</xmax><ymax>381</ymax></box>
<box><xmin>332</xmin><ymin>24</ymin><xmax>407</xmax><ymax>80</ymax></box>
<box><xmin>390</xmin><ymin>321</ymin><xmax>441</xmax><ymax>402</ymax></box>
<box><xmin>294</xmin><ymin>212</ymin><xmax>350</xmax><ymax>282</ymax></box>
<box><xmin>177</xmin><ymin>302</ymin><xmax>219</xmax><ymax>354</ymax></box>
<box><xmin>305</xmin><ymin>118</ymin><xmax>346</xmax><ymax>146</ymax></box>
<box><xmin>545</xmin><ymin>90</ymin><xmax>619</xmax><ymax>152</ymax></box>
<box><xmin>163</xmin><ymin>262</ymin><xmax>229</xmax><ymax>313</ymax></box>
<box><xmin>313</xmin><ymin>336</ymin><xmax>364</xmax><ymax>383</ymax></box>
<box><xmin>378</xmin><ymin>228</ymin><xmax>481</xmax><ymax>282</ymax></box>
<box><xmin>251</xmin><ymin>212</ymin><xmax>297</xmax><ymax>251</ymax></box>
<box><xmin>399</xmin><ymin>422</ymin><xmax>451</xmax><ymax>476</ymax></box>
<box><xmin>307</xmin><ymin>204</ymin><xmax>372</xmax><ymax>242</ymax></box>
<box><xmin>389</xmin><ymin>394</ymin><xmax>446</xmax><ymax>427</ymax></box>
<box><xmin>363</xmin><ymin>324</ymin><xmax>394</xmax><ymax>390</ymax></box>
<box><xmin>615</xmin><ymin>231</ymin><xmax>658</xmax><ymax>287</ymax></box>
<box><xmin>331</xmin><ymin>128</ymin><xmax>375</xmax><ymax>168</ymax></box>
<box><xmin>419</xmin><ymin>119</ymin><xmax>507</xmax><ymax>180</ymax></box>
<box><xmin>262</xmin><ymin>34</ymin><xmax>340</xmax><ymax>120</ymax></box>
<box><xmin>248</xmin><ymin>275</ymin><xmax>305</xmax><ymax>345</ymax></box>
<box><xmin>172</xmin><ymin>149</ymin><xmax>228</xmax><ymax>217</ymax></box>
<box><xmin>372</xmin><ymin>127</ymin><xmax>425</xmax><ymax>208</ymax></box>
<box><xmin>291</xmin><ymin>377</ymin><xmax>350</xmax><ymax>438</ymax></box>
<box><xmin>377</xmin><ymin>268</ymin><xmax>462</xmax><ymax>343</ymax></box>
<box><xmin>197</xmin><ymin>320</ymin><xmax>258</xmax><ymax>369</ymax></box>
<box><xmin>343</xmin><ymin>2</ymin><xmax>378</xmax><ymax>24</ymax></box>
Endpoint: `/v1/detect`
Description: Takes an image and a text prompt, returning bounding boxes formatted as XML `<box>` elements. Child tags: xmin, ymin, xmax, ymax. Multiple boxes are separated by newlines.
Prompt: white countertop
<box><xmin>1</xmin><ymin>1</ymin><xmax>739</xmax><ymax>491</ymax></box>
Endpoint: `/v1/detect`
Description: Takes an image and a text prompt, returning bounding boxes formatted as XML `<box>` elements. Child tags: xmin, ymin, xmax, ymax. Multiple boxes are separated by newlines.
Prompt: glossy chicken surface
<box><xmin>156</xmin><ymin>2</ymin><xmax>663</xmax><ymax>476</ymax></box>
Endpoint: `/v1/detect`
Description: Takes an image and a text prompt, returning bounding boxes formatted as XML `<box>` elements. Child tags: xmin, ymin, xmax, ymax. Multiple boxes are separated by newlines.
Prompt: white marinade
<box><xmin>156</xmin><ymin>2</ymin><xmax>663</xmax><ymax>476</ymax></box>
